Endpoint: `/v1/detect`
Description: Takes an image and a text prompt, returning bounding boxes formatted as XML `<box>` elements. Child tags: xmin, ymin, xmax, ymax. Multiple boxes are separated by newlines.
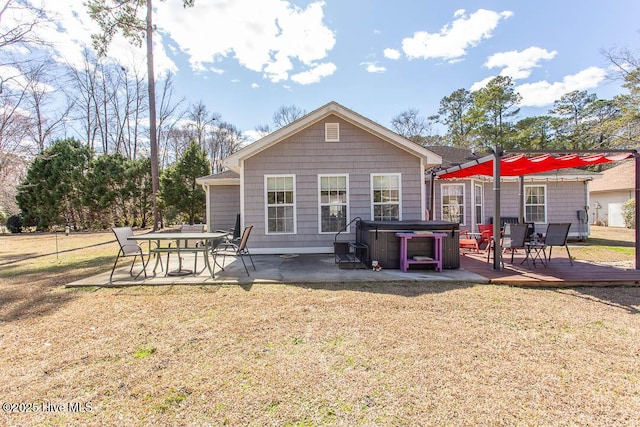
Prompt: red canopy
<box><xmin>437</xmin><ymin>153</ymin><xmax>633</xmax><ymax>179</ymax></box>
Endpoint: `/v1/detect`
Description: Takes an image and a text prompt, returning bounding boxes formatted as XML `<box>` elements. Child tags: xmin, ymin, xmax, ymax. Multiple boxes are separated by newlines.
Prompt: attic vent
<box><xmin>325</xmin><ymin>123</ymin><xmax>340</xmax><ymax>142</ymax></box>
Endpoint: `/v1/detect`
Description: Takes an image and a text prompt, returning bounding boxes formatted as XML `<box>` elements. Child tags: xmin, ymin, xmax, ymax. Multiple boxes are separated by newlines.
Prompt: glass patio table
<box><xmin>128</xmin><ymin>232</ymin><xmax>228</xmax><ymax>278</ymax></box>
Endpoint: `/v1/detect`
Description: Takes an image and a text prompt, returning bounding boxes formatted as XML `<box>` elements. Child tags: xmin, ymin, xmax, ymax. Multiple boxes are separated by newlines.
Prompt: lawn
<box><xmin>0</xmin><ymin>227</ymin><xmax>639</xmax><ymax>426</ymax></box>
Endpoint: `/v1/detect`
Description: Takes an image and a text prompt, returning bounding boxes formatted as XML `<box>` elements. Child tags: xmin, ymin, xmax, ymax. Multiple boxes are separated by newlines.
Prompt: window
<box><xmin>319</xmin><ymin>175</ymin><xmax>349</xmax><ymax>233</ymax></box>
<box><xmin>474</xmin><ymin>183</ymin><xmax>483</xmax><ymax>225</ymax></box>
<box><xmin>371</xmin><ymin>174</ymin><xmax>401</xmax><ymax>221</ymax></box>
<box><xmin>441</xmin><ymin>183</ymin><xmax>465</xmax><ymax>224</ymax></box>
<box><xmin>325</xmin><ymin>123</ymin><xmax>339</xmax><ymax>142</ymax></box>
<box><xmin>265</xmin><ymin>175</ymin><xmax>296</xmax><ymax>234</ymax></box>
<box><xmin>524</xmin><ymin>185</ymin><xmax>546</xmax><ymax>223</ymax></box>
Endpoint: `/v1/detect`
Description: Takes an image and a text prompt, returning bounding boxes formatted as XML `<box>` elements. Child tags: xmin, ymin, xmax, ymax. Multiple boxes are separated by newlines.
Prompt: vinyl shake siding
<box><xmin>208</xmin><ymin>185</ymin><xmax>240</xmax><ymax>231</ymax></box>
<box><xmin>243</xmin><ymin>115</ymin><xmax>424</xmax><ymax>252</ymax></box>
<box><xmin>432</xmin><ymin>178</ymin><xmax>588</xmax><ymax>236</ymax></box>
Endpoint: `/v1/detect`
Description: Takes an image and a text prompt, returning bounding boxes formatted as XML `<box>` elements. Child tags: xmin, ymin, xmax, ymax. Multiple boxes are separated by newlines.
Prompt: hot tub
<box><xmin>356</xmin><ymin>220</ymin><xmax>460</xmax><ymax>269</ymax></box>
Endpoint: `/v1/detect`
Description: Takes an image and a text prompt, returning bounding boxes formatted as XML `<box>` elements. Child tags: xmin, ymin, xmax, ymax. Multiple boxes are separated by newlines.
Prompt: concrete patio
<box><xmin>66</xmin><ymin>252</ymin><xmax>487</xmax><ymax>287</ymax></box>
<box><xmin>66</xmin><ymin>248</ymin><xmax>640</xmax><ymax>288</ymax></box>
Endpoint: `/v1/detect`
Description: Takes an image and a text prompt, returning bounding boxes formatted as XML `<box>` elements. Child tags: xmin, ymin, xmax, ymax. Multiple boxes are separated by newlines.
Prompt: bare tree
<box><xmin>21</xmin><ymin>59</ymin><xmax>73</xmax><ymax>153</ymax></box>
<box><xmin>157</xmin><ymin>72</ymin><xmax>185</xmax><ymax>168</ymax></box>
<box><xmin>0</xmin><ymin>0</ymin><xmax>49</xmax><ymax>53</ymax></box>
<box><xmin>209</xmin><ymin>121</ymin><xmax>243</xmax><ymax>174</ymax></box>
<box><xmin>162</xmin><ymin>126</ymin><xmax>191</xmax><ymax>168</ymax></box>
<box><xmin>109</xmin><ymin>63</ymin><xmax>148</xmax><ymax>159</ymax></box>
<box><xmin>391</xmin><ymin>108</ymin><xmax>432</xmax><ymax>143</ymax></box>
<box><xmin>273</xmin><ymin>104</ymin><xmax>305</xmax><ymax>128</ymax></box>
<box><xmin>602</xmin><ymin>46</ymin><xmax>640</xmax><ymax>146</ymax></box>
<box><xmin>187</xmin><ymin>101</ymin><xmax>219</xmax><ymax>150</ymax></box>
<box><xmin>87</xmin><ymin>0</ymin><xmax>196</xmax><ymax>229</ymax></box>
<box><xmin>254</xmin><ymin>123</ymin><xmax>271</xmax><ymax>138</ymax></box>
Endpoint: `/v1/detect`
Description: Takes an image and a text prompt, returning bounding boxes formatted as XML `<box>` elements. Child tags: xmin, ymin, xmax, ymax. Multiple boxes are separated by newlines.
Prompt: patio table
<box><xmin>128</xmin><ymin>232</ymin><xmax>228</xmax><ymax>278</ymax></box>
<box><xmin>522</xmin><ymin>242</ymin><xmax>547</xmax><ymax>268</ymax></box>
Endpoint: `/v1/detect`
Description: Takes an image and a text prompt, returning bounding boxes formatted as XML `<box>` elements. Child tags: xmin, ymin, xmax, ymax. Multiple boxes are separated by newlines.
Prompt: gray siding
<box><xmin>208</xmin><ymin>185</ymin><xmax>240</xmax><ymax>232</ymax></box>
<box><xmin>243</xmin><ymin>115</ymin><xmax>424</xmax><ymax>251</ymax></box>
<box><xmin>429</xmin><ymin>178</ymin><xmax>589</xmax><ymax>236</ymax></box>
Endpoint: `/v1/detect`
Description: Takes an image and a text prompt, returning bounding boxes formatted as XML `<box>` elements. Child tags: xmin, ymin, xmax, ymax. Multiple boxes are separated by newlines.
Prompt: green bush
<box><xmin>6</xmin><ymin>214</ymin><xmax>23</xmax><ymax>233</ymax></box>
<box><xmin>622</xmin><ymin>198</ymin><xmax>635</xmax><ymax>229</ymax></box>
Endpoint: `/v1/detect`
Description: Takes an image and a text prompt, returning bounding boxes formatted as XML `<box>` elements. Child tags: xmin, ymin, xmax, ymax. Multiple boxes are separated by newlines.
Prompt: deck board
<box><xmin>461</xmin><ymin>251</ymin><xmax>640</xmax><ymax>286</ymax></box>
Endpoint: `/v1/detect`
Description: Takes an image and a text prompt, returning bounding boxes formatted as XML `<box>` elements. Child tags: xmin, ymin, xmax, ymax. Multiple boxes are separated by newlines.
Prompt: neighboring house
<box><xmin>196</xmin><ymin>101</ymin><xmax>442</xmax><ymax>254</ymax></box>
<box><xmin>589</xmin><ymin>160</ymin><xmax>635</xmax><ymax>227</ymax></box>
<box><xmin>426</xmin><ymin>146</ymin><xmax>598</xmax><ymax>240</ymax></box>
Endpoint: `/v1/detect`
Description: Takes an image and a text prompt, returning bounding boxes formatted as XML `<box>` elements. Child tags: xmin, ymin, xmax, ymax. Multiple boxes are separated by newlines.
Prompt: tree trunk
<box><xmin>146</xmin><ymin>0</ymin><xmax>160</xmax><ymax>230</ymax></box>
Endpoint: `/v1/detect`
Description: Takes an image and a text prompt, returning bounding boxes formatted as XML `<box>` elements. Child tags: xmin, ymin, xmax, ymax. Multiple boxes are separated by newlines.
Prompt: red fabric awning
<box><xmin>437</xmin><ymin>153</ymin><xmax>634</xmax><ymax>179</ymax></box>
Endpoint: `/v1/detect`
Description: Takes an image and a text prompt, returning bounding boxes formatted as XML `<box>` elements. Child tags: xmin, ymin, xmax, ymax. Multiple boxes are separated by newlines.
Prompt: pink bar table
<box><xmin>395</xmin><ymin>232</ymin><xmax>446</xmax><ymax>272</ymax></box>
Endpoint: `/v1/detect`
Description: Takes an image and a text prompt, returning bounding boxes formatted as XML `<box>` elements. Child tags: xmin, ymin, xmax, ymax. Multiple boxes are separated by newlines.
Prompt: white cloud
<box><xmin>401</xmin><ymin>9</ymin><xmax>513</xmax><ymax>62</ymax></box>
<box><xmin>290</xmin><ymin>62</ymin><xmax>336</xmax><ymax>84</ymax></box>
<box><xmin>383</xmin><ymin>48</ymin><xmax>401</xmax><ymax>60</ymax></box>
<box><xmin>251</xmin><ymin>83</ymin><xmax>260</xmax><ymax>89</ymax></box>
<box><xmin>34</xmin><ymin>0</ymin><xmax>335</xmax><ymax>85</ymax></box>
<box><xmin>485</xmin><ymin>46</ymin><xmax>557</xmax><ymax>79</ymax></box>
<box><xmin>470</xmin><ymin>76</ymin><xmax>496</xmax><ymax>92</ymax></box>
<box><xmin>517</xmin><ymin>67</ymin><xmax>608</xmax><ymax>107</ymax></box>
<box><xmin>363</xmin><ymin>62</ymin><xmax>386</xmax><ymax>73</ymax></box>
<box><xmin>33</xmin><ymin>1</ymin><xmax>176</xmax><ymax>80</ymax></box>
<box><xmin>155</xmin><ymin>0</ymin><xmax>335</xmax><ymax>84</ymax></box>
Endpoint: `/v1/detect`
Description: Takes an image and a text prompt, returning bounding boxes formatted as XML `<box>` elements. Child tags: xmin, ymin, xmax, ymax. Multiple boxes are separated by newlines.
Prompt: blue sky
<box><xmin>14</xmin><ymin>0</ymin><xmax>640</xmax><ymax>140</ymax></box>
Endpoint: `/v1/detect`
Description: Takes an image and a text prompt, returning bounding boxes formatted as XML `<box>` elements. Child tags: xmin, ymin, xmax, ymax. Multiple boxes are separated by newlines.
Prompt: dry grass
<box><xmin>571</xmin><ymin>226</ymin><xmax>636</xmax><ymax>264</ymax></box>
<box><xmin>0</xmin><ymin>228</ymin><xmax>639</xmax><ymax>426</ymax></box>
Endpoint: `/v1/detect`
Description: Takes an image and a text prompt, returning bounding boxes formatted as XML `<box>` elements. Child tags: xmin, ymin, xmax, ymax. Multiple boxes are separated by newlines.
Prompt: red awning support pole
<box><xmin>518</xmin><ymin>176</ymin><xmax>525</xmax><ymax>224</ymax></box>
<box><xmin>635</xmin><ymin>153</ymin><xmax>639</xmax><ymax>270</ymax></box>
<box><xmin>493</xmin><ymin>147</ymin><xmax>502</xmax><ymax>271</ymax></box>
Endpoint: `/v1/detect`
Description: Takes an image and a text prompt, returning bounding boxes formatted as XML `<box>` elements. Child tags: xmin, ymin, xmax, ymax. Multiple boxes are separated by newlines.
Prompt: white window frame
<box><xmin>524</xmin><ymin>184</ymin><xmax>547</xmax><ymax>224</ymax></box>
<box><xmin>441</xmin><ymin>183</ymin><xmax>465</xmax><ymax>225</ymax></box>
<box><xmin>318</xmin><ymin>174</ymin><xmax>350</xmax><ymax>234</ymax></box>
<box><xmin>474</xmin><ymin>183</ymin><xmax>483</xmax><ymax>228</ymax></box>
<box><xmin>325</xmin><ymin>123</ymin><xmax>340</xmax><ymax>142</ymax></box>
<box><xmin>370</xmin><ymin>173</ymin><xmax>402</xmax><ymax>221</ymax></box>
<box><xmin>264</xmin><ymin>174</ymin><xmax>297</xmax><ymax>235</ymax></box>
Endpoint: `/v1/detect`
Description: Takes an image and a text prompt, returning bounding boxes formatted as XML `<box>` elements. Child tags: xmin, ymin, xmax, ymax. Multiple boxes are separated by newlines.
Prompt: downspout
<box><xmin>201</xmin><ymin>182</ymin><xmax>211</xmax><ymax>231</ymax></box>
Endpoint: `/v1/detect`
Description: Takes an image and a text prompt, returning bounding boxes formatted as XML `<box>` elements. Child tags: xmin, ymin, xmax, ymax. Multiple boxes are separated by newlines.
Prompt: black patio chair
<box><xmin>544</xmin><ymin>223</ymin><xmax>573</xmax><ymax>265</ymax></box>
<box><xmin>502</xmin><ymin>223</ymin><xmax>528</xmax><ymax>264</ymax></box>
<box><xmin>211</xmin><ymin>225</ymin><xmax>256</xmax><ymax>276</ymax></box>
<box><xmin>110</xmin><ymin>227</ymin><xmax>148</xmax><ymax>284</ymax></box>
<box><xmin>216</xmin><ymin>213</ymin><xmax>241</xmax><ymax>244</ymax></box>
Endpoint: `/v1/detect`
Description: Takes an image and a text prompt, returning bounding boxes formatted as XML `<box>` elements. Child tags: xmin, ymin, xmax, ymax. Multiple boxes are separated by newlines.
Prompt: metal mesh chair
<box><xmin>212</xmin><ymin>225</ymin><xmax>256</xmax><ymax>276</ymax></box>
<box><xmin>503</xmin><ymin>223</ymin><xmax>528</xmax><ymax>264</ymax></box>
<box><xmin>110</xmin><ymin>227</ymin><xmax>147</xmax><ymax>284</ymax></box>
<box><xmin>544</xmin><ymin>223</ymin><xmax>573</xmax><ymax>265</ymax></box>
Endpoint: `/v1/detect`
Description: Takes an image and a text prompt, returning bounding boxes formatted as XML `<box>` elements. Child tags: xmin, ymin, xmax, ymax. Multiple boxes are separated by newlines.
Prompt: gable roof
<box><xmin>223</xmin><ymin>101</ymin><xmax>441</xmax><ymax>172</ymax></box>
<box><xmin>195</xmin><ymin>169</ymin><xmax>240</xmax><ymax>186</ymax></box>
<box><xmin>426</xmin><ymin>145</ymin><xmax>491</xmax><ymax>170</ymax></box>
<box><xmin>590</xmin><ymin>159</ymin><xmax>635</xmax><ymax>192</ymax></box>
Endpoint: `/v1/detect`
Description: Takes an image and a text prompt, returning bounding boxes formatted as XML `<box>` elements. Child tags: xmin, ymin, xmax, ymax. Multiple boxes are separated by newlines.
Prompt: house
<box><xmin>426</xmin><ymin>146</ymin><xmax>598</xmax><ymax>240</ymax></box>
<box><xmin>589</xmin><ymin>160</ymin><xmax>635</xmax><ymax>227</ymax></box>
<box><xmin>196</xmin><ymin>101</ymin><xmax>442</xmax><ymax>254</ymax></box>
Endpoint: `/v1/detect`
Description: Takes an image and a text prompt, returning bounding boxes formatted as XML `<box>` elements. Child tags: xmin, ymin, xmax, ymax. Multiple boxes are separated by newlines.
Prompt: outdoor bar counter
<box><xmin>356</xmin><ymin>220</ymin><xmax>460</xmax><ymax>270</ymax></box>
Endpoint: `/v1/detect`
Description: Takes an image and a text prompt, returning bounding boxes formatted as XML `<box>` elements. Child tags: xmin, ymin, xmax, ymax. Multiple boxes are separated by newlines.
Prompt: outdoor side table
<box><xmin>395</xmin><ymin>232</ymin><xmax>446</xmax><ymax>272</ymax></box>
<box><xmin>523</xmin><ymin>243</ymin><xmax>547</xmax><ymax>268</ymax></box>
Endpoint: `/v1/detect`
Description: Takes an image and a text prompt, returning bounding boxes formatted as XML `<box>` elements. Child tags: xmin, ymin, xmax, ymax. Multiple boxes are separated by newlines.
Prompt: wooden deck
<box><xmin>460</xmin><ymin>250</ymin><xmax>640</xmax><ymax>286</ymax></box>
